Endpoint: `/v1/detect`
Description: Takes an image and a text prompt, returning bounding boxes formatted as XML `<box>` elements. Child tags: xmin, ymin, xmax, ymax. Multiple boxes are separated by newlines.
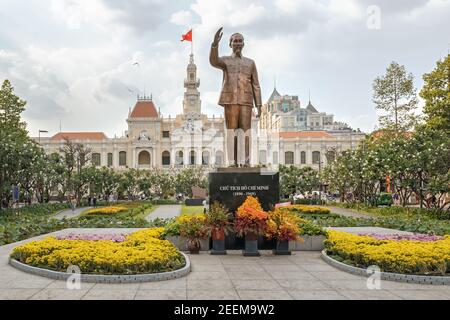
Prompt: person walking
<box><xmin>93</xmin><ymin>195</ymin><xmax>97</xmax><ymax>208</ymax></box>
<box><xmin>70</xmin><ymin>196</ymin><xmax>76</xmax><ymax>213</ymax></box>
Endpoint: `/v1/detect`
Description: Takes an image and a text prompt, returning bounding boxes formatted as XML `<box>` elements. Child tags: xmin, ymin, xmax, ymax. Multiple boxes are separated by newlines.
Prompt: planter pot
<box><xmin>311</xmin><ymin>235</ymin><xmax>326</xmax><ymax>251</ymax></box>
<box><xmin>243</xmin><ymin>232</ymin><xmax>260</xmax><ymax>257</ymax></box>
<box><xmin>211</xmin><ymin>229</ymin><xmax>226</xmax><ymax>255</ymax></box>
<box><xmin>273</xmin><ymin>239</ymin><xmax>291</xmax><ymax>255</ymax></box>
<box><xmin>187</xmin><ymin>239</ymin><xmax>201</xmax><ymax>254</ymax></box>
<box><xmin>166</xmin><ymin>236</ymin><xmax>210</xmax><ymax>251</ymax></box>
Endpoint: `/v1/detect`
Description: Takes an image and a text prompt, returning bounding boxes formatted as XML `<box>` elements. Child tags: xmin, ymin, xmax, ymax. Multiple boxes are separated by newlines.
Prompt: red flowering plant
<box><xmin>265</xmin><ymin>208</ymin><xmax>304</xmax><ymax>242</ymax></box>
<box><xmin>235</xmin><ymin>196</ymin><xmax>268</xmax><ymax>237</ymax></box>
<box><xmin>178</xmin><ymin>214</ymin><xmax>209</xmax><ymax>252</ymax></box>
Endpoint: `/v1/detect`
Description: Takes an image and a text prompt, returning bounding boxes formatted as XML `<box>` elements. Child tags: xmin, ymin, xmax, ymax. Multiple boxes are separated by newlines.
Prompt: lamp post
<box><xmin>314</xmin><ymin>153</ymin><xmax>324</xmax><ymax>205</ymax></box>
<box><xmin>38</xmin><ymin>130</ymin><xmax>48</xmax><ymax>144</ymax></box>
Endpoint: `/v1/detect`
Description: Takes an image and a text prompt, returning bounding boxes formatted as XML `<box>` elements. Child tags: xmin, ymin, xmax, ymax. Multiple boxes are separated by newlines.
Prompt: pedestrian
<box><xmin>88</xmin><ymin>195</ymin><xmax>91</xmax><ymax>207</ymax></box>
<box><xmin>70</xmin><ymin>196</ymin><xmax>76</xmax><ymax>213</ymax></box>
<box><xmin>93</xmin><ymin>195</ymin><xmax>97</xmax><ymax>208</ymax></box>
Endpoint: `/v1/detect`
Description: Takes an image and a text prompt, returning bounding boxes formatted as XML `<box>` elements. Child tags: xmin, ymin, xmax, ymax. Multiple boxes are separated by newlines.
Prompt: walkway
<box><xmin>145</xmin><ymin>205</ymin><xmax>181</xmax><ymax>221</ymax></box>
<box><xmin>325</xmin><ymin>206</ymin><xmax>373</xmax><ymax>219</ymax></box>
<box><xmin>52</xmin><ymin>207</ymin><xmax>91</xmax><ymax>220</ymax></box>
<box><xmin>0</xmin><ymin>228</ymin><xmax>448</xmax><ymax>300</ymax></box>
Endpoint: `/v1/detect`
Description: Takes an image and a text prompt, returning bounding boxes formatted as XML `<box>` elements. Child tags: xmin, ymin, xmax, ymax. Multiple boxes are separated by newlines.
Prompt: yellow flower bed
<box><xmin>325</xmin><ymin>230</ymin><xmax>450</xmax><ymax>275</ymax></box>
<box><xmin>10</xmin><ymin>228</ymin><xmax>186</xmax><ymax>275</ymax></box>
<box><xmin>287</xmin><ymin>205</ymin><xmax>330</xmax><ymax>215</ymax></box>
<box><xmin>85</xmin><ymin>206</ymin><xmax>128</xmax><ymax>215</ymax></box>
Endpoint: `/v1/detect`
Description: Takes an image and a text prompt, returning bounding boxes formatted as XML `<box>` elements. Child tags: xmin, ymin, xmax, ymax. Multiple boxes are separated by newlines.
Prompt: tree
<box><xmin>279</xmin><ymin>165</ymin><xmax>319</xmax><ymax>199</ymax></box>
<box><xmin>0</xmin><ymin>80</ymin><xmax>43</xmax><ymax>207</ymax></box>
<box><xmin>420</xmin><ymin>54</ymin><xmax>450</xmax><ymax>133</ymax></box>
<box><xmin>175</xmin><ymin>167</ymin><xmax>207</xmax><ymax>198</ymax></box>
<box><xmin>373</xmin><ymin>61</ymin><xmax>419</xmax><ymax>131</ymax></box>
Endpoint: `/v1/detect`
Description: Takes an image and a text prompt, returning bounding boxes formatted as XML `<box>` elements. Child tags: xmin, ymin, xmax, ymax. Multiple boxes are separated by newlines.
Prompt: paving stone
<box><xmin>191</xmin><ymin>264</ymin><xmax>226</xmax><ymax>272</ymax></box>
<box><xmin>227</xmin><ymin>271</ymin><xmax>273</xmax><ymax>280</ymax></box>
<box><xmin>45</xmin><ymin>280</ymin><xmax>95</xmax><ymax>290</ymax></box>
<box><xmin>276</xmin><ymin>279</ymin><xmax>331</xmax><ymax>290</ymax></box>
<box><xmin>187</xmin><ymin>279</ymin><xmax>234</xmax><ymax>290</ymax></box>
<box><xmin>231</xmin><ymin>279</ymin><xmax>283</xmax><ymax>291</ymax></box>
<box><xmin>268</xmin><ymin>271</ymin><xmax>318</xmax><ymax>280</ymax></box>
<box><xmin>187</xmin><ymin>271</ymin><xmax>229</xmax><ymax>280</ymax></box>
<box><xmin>188</xmin><ymin>289</ymin><xmax>240</xmax><ymax>300</ymax></box>
<box><xmin>387</xmin><ymin>290</ymin><xmax>450</xmax><ymax>300</ymax></box>
<box><xmin>30</xmin><ymin>288</ymin><xmax>90</xmax><ymax>300</ymax></box>
<box><xmin>135</xmin><ymin>289</ymin><xmax>187</xmax><ymax>300</ymax></box>
<box><xmin>237</xmin><ymin>290</ymin><xmax>293</xmax><ymax>300</ymax></box>
<box><xmin>324</xmin><ymin>280</ymin><xmax>371</xmax><ymax>290</ymax></box>
<box><xmin>287</xmin><ymin>290</ymin><xmax>348</xmax><ymax>300</ymax></box>
<box><xmin>224</xmin><ymin>265</ymin><xmax>266</xmax><ymax>273</ymax></box>
<box><xmin>309</xmin><ymin>271</ymin><xmax>367</xmax><ymax>281</ymax></box>
<box><xmin>0</xmin><ymin>289</ymin><xmax>41</xmax><ymax>300</ymax></box>
<box><xmin>139</xmin><ymin>278</ymin><xmax>187</xmax><ymax>290</ymax></box>
<box><xmin>338</xmin><ymin>290</ymin><xmax>402</xmax><ymax>300</ymax></box>
<box><xmin>91</xmin><ymin>283</ymin><xmax>140</xmax><ymax>290</ymax></box>
<box><xmin>262</xmin><ymin>264</ymin><xmax>303</xmax><ymax>272</ymax></box>
<box><xmin>82</xmin><ymin>289</ymin><xmax>138</xmax><ymax>300</ymax></box>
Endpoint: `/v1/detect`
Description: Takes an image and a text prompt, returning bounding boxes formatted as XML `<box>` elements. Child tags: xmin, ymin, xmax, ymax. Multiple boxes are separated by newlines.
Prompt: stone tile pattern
<box><xmin>1</xmin><ymin>229</ymin><xmax>449</xmax><ymax>300</ymax></box>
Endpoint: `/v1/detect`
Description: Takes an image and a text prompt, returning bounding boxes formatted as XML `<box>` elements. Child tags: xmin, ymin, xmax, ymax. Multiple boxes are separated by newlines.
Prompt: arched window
<box><xmin>301</xmin><ymin>151</ymin><xmax>306</xmax><ymax>164</ymax></box>
<box><xmin>215</xmin><ymin>151</ymin><xmax>223</xmax><ymax>166</ymax></box>
<box><xmin>92</xmin><ymin>153</ymin><xmax>101</xmax><ymax>166</ymax></box>
<box><xmin>259</xmin><ymin>150</ymin><xmax>267</xmax><ymax>165</ymax></box>
<box><xmin>202</xmin><ymin>150</ymin><xmax>210</xmax><ymax>165</ymax></box>
<box><xmin>107</xmin><ymin>153</ymin><xmax>113</xmax><ymax>167</ymax></box>
<box><xmin>119</xmin><ymin>151</ymin><xmax>127</xmax><ymax>166</ymax></box>
<box><xmin>162</xmin><ymin>151</ymin><xmax>170</xmax><ymax>165</ymax></box>
<box><xmin>138</xmin><ymin>150</ymin><xmax>151</xmax><ymax>165</ymax></box>
<box><xmin>285</xmin><ymin>151</ymin><xmax>294</xmax><ymax>165</ymax></box>
<box><xmin>273</xmin><ymin>151</ymin><xmax>278</xmax><ymax>165</ymax></box>
<box><xmin>190</xmin><ymin>150</ymin><xmax>196</xmax><ymax>165</ymax></box>
<box><xmin>312</xmin><ymin>151</ymin><xmax>321</xmax><ymax>164</ymax></box>
<box><xmin>175</xmin><ymin>151</ymin><xmax>183</xmax><ymax>165</ymax></box>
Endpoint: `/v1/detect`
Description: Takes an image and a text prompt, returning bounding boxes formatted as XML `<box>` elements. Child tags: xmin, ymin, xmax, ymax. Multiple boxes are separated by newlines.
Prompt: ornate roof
<box><xmin>267</xmin><ymin>87</ymin><xmax>282</xmax><ymax>103</ymax></box>
<box><xmin>51</xmin><ymin>132</ymin><xmax>108</xmax><ymax>141</ymax></box>
<box><xmin>129</xmin><ymin>97</ymin><xmax>158</xmax><ymax>118</ymax></box>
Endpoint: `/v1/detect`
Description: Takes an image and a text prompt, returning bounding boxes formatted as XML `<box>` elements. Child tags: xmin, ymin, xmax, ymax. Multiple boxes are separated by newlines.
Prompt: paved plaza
<box><xmin>0</xmin><ymin>228</ymin><xmax>449</xmax><ymax>300</ymax></box>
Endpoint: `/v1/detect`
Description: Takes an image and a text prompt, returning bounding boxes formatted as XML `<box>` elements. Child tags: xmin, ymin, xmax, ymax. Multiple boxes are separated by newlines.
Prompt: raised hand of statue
<box><xmin>212</xmin><ymin>27</ymin><xmax>223</xmax><ymax>47</ymax></box>
<box><xmin>256</xmin><ymin>107</ymin><xmax>262</xmax><ymax>119</ymax></box>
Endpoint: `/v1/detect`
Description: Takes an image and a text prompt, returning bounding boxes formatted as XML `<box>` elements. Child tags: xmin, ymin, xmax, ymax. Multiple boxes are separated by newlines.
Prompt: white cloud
<box><xmin>171</xmin><ymin>10</ymin><xmax>194</xmax><ymax>26</ymax></box>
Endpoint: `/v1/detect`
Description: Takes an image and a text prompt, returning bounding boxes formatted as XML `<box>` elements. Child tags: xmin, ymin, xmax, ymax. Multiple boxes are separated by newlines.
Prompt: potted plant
<box><xmin>205</xmin><ymin>201</ymin><xmax>232</xmax><ymax>255</ymax></box>
<box><xmin>178</xmin><ymin>214</ymin><xmax>209</xmax><ymax>254</ymax></box>
<box><xmin>235</xmin><ymin>196</ymin><xmax>268</xmax><ymax>256</ymax></box>
<box><xmin>266</xmin><ymin>208</ymin><xmax>303</xmax><ymax>255</ymax></box>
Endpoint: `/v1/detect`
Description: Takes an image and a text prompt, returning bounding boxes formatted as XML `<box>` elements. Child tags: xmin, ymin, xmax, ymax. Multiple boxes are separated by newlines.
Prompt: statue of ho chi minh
<box><xmin>209</xmin><ymin>27</ymin><xmax>262</xmax><ymax>167</ymax></box>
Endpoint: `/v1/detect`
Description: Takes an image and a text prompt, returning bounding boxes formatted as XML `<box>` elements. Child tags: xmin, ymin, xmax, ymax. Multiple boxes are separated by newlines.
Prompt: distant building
<box><xmin>35</xmin><ymin>54</ymin><xmax>365</xmax><ymax>170</ymax></box>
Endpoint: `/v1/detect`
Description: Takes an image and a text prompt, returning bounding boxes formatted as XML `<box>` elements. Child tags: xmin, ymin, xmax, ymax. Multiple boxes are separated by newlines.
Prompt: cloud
<box><xmin>0</xmin><ymin>0</ymin><xmax>448</xmax><ymax>138</ymax></box>
<box><xmin>171</xmin><ymin>10</ymin><xmax>194</xmax><ymax>26</ymax></box>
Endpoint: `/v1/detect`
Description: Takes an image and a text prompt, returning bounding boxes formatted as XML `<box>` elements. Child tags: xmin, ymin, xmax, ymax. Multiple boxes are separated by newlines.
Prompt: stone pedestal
<box><xmin>209</xmin><ymin>167</ymin><xmax>279</xmax><ymax>249</ymax></box>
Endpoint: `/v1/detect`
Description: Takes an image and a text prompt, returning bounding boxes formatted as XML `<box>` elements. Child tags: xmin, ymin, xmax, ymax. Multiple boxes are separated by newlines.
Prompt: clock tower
<box><xmin>183</xmin><ymin>54</ymin><xmax>201</xmax><ymax>115</ymax></box>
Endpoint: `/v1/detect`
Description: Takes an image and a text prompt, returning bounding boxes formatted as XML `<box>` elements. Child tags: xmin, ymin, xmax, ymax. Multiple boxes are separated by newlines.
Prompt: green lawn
<box><xmin>180</xmin><ymin>205</ymin><xmax>205</xmax><ymax>216</ymax></box>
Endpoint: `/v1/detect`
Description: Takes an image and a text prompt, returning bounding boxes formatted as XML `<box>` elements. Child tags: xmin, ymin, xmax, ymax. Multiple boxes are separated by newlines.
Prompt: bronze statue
<box><xmin>210</xmin><ymin>27</ymin><xmax>262</xmax><ymax>167</ymax></box>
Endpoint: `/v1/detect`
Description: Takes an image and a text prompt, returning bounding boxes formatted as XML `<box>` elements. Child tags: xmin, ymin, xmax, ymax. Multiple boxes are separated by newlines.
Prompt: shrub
<box><xmin>84</xmin><ymin>206</ymin><xmax>128</xmax><ymax>215</ymax></box>
<box><xmin>265</xmin><ymin>209</ymin><xmax>303</xmax><ymax>241</ymax></box>
<box><xmin>10</xmin><ymin>228</ymin><xmax>185</xmax><ymax>275</ymax></box>
<box><xmin>205</xmin><ymin>201</ymin><xmax>232</xmax><ymax>234</ymax></box>
<box><xmin>288</xmin><ymin>205</ymin><xmax>330</xmax><ymax>215</ymax></box>
<box><xmin>325</xmin><ymin>230</ymin><xmax>450</xmax><ymax>275</ymax></box>
<box><xmin>235</xmin><ymin>196</ymin><xmax>268</xmax><ymax>236</ymax></box>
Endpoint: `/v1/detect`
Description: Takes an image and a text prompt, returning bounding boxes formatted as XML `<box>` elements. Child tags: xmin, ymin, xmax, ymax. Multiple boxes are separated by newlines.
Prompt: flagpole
<box><xmin>191</xmin><ymin>26</ymin><xmax>193</xmax><ymax>55</ymax></box>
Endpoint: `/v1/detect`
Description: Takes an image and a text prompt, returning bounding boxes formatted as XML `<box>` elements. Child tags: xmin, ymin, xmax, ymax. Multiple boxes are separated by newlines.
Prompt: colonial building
<box><xmin>36</xmin><ymin>54</ymin><xmax>366</xmax><ymax>170</ymax></box>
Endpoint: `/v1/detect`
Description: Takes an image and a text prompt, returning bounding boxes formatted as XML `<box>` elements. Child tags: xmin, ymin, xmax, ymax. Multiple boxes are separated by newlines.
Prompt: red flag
<box><xmin>181</xmin><ymin>29</ymin><xmax>192</xmax><ymax>42</ymax></box>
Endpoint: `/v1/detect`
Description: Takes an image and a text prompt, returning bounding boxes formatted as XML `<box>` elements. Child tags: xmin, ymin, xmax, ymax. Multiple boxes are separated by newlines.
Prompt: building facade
<box><xmin>36</xmin><ymin>54</ymin><xmax>366</xmax><ymax>170</ymax></box>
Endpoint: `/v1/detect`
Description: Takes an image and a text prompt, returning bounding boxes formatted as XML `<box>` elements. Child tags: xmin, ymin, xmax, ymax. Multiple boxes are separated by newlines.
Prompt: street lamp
<box><xmin>38</xmin><ymin>130</ymin><xmax>48</xmax><ymax>144</ymax></box>
<box><xmin>313</xmin><ymin>152</ymin><xmax>324</xmax><ymax>204</ymax></box>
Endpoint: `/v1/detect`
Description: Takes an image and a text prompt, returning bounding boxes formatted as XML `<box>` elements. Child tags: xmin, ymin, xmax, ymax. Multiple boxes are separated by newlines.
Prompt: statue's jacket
<box><xmin>209</xmin><ymin>44</ymin><xmax>262</xmax><ymax>108</ymax></box>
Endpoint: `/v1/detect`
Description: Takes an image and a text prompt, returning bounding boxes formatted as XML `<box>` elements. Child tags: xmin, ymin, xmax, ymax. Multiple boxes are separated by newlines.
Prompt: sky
<box><xmin>0</xmin><ymin>0</ymin><xmax>449</xmax><ymax>138</ymax></box>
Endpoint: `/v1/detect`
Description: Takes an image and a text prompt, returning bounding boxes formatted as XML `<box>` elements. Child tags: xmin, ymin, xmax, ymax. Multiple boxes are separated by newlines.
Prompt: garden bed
<box><xmin>9</xmin><ymin>228</ymin><xmax>190</xmax><ymax>282</ymax></box>
<box><xmin>323</xmin><ymin>230</ymin><xmax>450</xmax><ymax>283</ymax></box>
